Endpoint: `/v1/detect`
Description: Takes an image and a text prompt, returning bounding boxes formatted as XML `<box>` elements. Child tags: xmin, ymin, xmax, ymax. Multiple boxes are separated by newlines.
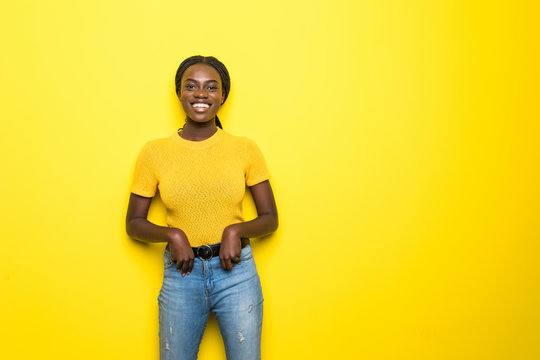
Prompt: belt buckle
<box><xmin>197</xmin><ymin>244</ymin><xmax>213</xmax><ymax>261</ymax></box>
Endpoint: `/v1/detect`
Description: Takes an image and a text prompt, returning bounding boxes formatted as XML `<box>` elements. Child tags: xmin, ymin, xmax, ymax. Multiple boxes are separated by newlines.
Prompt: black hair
<box><xmin>175</xmin><ymin>55</ymin><xmax>230</xmax><ymax>129</ymax></box>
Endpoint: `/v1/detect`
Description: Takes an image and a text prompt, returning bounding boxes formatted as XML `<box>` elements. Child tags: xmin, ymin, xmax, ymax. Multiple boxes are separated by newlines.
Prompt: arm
<box><xmin>219</xmin><ymin>180</ymin><xmax>279</xmax><ymax>270</ymax></box>
<box><xmin>125</xmin><ymin>193</ymin><xmax>194</xmax><ymax>276</ymax></box>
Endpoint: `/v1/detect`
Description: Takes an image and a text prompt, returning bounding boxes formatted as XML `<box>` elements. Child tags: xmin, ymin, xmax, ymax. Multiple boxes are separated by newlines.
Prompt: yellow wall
<box><xmin>1</xmin><ymin>1</ymin><xmax>539</xmax><ymax>359</ymax></box>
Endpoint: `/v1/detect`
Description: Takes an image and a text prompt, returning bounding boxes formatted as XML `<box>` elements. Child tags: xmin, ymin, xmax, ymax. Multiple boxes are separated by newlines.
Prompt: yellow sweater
<box><xmin>131</xmin><ymin>128</ymin><xmax>270</xmax><ymax>246</ymax></box>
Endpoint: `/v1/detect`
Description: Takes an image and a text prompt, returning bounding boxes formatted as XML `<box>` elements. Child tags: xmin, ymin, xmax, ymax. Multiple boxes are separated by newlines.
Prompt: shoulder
<box><xmin>219</xmin><ymin>130</ymin><xmax>261</xmax><ymax>150</ymax></box>
<box><xmin>146</xmin><ymin>134</ymin><xmax>176</xmax><ymax>147</ymax></box>
<box><xmin>133</xmin><ymin>135</ymin><xmax>178</xmax><ymax>167</ymax></box>
<box><xmin>139</xmin><ymin>134</ymin><xmax>177</xmax><ymax>153</ymax></box>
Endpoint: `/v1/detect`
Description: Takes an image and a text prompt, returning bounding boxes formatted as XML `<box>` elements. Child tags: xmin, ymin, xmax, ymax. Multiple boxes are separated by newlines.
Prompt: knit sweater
<box><xmin>131</xmin><ymin>128</ymin><xmax>270</xmax><ymax>246</ymax></box>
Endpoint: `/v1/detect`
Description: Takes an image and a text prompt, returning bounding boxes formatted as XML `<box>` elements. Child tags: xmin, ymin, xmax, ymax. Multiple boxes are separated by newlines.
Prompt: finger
<box><xmin>220</xmin><ymin>256</ymin><xmax>226</xmax><ymax>270</ymax></box>
<box><xmin>187</xmin><ymin>258</ymin><xmax>194</xmax><ymax>275</ymax></box>
<box><xmin>181</xmin><ymin>260</ymin><xmax>190</xmax><ymax>277</ymax></box>
<box><xmin>177</xmin><ymin>261</ymin><xmax>183</xmax><ymax>272</ymax></box>
<box><xmin>224</xmin><ymin>258</ymin><xmax>233</xmax><ymax>271</ymax></box>
<box><xmin>232</xmin><ymin>256</ymin><xmax>240</xmax><ymax>264</ymax></box>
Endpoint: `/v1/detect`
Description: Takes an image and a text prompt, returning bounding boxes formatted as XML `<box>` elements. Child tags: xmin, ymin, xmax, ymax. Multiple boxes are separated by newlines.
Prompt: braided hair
<box><xmin>175</xmin><ymin>55</ymin><xmax>230</xmax><ymax>129</ymax></box>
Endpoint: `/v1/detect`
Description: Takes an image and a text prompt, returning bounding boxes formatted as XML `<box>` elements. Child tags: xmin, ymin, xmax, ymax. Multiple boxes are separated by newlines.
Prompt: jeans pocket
<box><xmin>163</xmin><ymin>250</ymin><xmax>175</xmax><ymax>269</ymax></box>
<box><xmin>240</xmin><ymin>245</ymin><xmax>253</xmax><ymax>261</ymax></box>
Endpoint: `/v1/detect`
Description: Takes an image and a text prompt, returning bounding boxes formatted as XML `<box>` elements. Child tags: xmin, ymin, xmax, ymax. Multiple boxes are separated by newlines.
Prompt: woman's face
<box><xmin>178</xmin><ymin>63</ymin><xmax>224</xmax><ymax>124</ymax></box>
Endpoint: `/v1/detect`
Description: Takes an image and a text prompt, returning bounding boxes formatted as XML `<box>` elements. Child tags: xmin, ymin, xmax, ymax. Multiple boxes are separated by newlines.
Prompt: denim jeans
<box><xmin>158</xmin><ymin>244</ymin><xmax>263</xmax><ymax>360</ymax></box>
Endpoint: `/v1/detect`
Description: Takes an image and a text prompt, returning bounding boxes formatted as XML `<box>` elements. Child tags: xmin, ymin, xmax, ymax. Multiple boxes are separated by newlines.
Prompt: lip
<box><xmin>190</xmin><ymin>102</ymin><xmax>211</xmax><ymax>112</ymax></box>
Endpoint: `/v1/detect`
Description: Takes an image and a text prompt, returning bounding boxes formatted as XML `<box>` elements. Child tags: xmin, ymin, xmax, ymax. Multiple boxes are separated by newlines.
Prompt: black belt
<box><xmin>192</xmin><ymin>238</ymin><xmax>250</xmax><ymax>261</ymax></box>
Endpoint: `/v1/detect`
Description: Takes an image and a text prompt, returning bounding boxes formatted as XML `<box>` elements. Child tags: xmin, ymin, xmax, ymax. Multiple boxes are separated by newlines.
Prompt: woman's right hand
<box><xmin>126</xmin><ymin>193</ymin><xmax>194</xmax><ymax>276</ymax></box>
<box><xmin>167</xmin><ymin>228</ymin><xmax>194</xmax><ymax>277</ymax></box>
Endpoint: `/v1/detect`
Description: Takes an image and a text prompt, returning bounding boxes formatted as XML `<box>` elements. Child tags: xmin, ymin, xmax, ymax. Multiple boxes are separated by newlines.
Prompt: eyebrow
<box><xmin>184</xmin><ymin>78</ymin><xmax>219</xmax><ymax>84</ymax></box>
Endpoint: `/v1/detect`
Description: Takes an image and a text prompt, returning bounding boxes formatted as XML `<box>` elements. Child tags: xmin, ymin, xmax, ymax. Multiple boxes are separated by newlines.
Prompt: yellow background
<box><xmin>1</xmin><ymin>1</ymin><xmax>539</xmax><ymax>359</ymax></box>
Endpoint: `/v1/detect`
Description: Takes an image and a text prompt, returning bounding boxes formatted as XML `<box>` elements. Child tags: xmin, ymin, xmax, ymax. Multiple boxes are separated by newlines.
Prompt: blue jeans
<box><xmin>158</xmin><ymin>244</ymin><xmax>263</xmax><ymax>360</ymax></box>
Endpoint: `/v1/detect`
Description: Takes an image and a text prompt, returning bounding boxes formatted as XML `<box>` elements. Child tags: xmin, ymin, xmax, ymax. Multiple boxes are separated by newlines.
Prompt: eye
<box><xmin>185</xmin><ymin>84</ymin><xmax>196</xmax><ymax>90</ymax></box>
<box><xmin>208</xmin><ymin>86</ymin><xmax>218</xmax><ymax>91</ymax></box>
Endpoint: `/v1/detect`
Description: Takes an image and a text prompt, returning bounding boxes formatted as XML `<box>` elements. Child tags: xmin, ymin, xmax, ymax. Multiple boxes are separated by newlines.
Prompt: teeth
<box><xmin>193</xmin><ymin>103</ymin><xmax>209</xmax><ymax>108</ymax></box>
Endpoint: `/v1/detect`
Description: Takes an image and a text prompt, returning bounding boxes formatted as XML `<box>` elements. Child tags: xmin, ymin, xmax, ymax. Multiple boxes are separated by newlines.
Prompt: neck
<box><xmin>179</xmin><ymin>118</ymin><xmax>218</xmax><ymax>141</ymax></box>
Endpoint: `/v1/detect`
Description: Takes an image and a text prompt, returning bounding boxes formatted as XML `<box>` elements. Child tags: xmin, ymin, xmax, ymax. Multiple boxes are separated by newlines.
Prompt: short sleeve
<box><xmin>130</xmin><ymin>142</ymin><xmax>158</xmax><ymax>198</ymax></box>
<box><xmin>245</xmin><ymin>138</ymin><xmax>270</xmax><ymax>186</ymax></box>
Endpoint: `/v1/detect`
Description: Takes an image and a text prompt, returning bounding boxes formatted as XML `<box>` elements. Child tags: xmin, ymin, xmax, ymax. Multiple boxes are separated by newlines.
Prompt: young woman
<box><xmin>126</xmin><ymin>55</ymin><xmax>278</xmax><ymax>360</ymax></box>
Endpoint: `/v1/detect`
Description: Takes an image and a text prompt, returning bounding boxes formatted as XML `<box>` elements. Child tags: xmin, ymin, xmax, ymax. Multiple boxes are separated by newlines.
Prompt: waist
<box><xmin>165</xmin><ymin>237</ymin><xmax>250</xmax><ymax>259</ymax></box>
<box><xmin>165</xmin><ymin>219</ymin><xmax>245</xmax><ymax>247</ymax></box>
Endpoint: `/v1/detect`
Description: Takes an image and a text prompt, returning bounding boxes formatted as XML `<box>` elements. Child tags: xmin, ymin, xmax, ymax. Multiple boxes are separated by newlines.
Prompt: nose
<box><xmin>194</xmin><ymin>88</ymin><xmax>208</xmax><ymax>98</ymax></box>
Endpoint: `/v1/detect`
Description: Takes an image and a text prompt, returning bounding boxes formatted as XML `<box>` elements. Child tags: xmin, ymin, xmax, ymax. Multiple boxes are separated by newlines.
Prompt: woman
<box><xmin>126</xmin><ymin>55</ymin><xmax>278</xmax><ymax>360</ymax></box>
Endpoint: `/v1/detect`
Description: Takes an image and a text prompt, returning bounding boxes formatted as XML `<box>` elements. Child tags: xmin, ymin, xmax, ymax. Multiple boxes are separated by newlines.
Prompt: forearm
<box><xmin>126</xmin><ymin>218</ymin><xmax>179</xmax><ymax>243</ymax></box>
<box><xmin>227</xmin><ymin>213</ymin><xmax>278</xmax><ymax>239</ymax></box>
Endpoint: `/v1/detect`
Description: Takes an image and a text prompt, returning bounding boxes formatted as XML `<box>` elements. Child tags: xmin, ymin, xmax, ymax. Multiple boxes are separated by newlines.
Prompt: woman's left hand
<box><xmin>220</xmin><ymin>225</ymin><xmax>242</xmax><ymax>270</ymax></box>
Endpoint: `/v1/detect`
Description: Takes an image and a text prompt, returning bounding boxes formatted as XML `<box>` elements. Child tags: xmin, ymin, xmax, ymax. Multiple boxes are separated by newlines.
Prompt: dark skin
<box><xmin>126</xmin><ymin>63</ymin><xmax>278</xmax><ymax>276</ymax></box>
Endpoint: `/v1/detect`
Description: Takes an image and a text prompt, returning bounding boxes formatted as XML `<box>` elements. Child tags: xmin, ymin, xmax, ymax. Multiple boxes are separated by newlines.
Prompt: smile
<box><xmin>192</xmin><ymin>103</ymin><xmax>210</xmax><ymax>109</ymax></box>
